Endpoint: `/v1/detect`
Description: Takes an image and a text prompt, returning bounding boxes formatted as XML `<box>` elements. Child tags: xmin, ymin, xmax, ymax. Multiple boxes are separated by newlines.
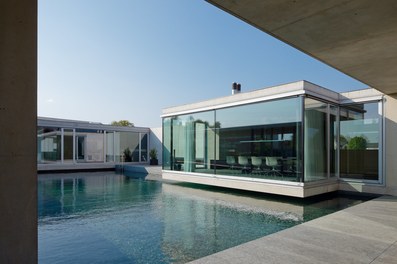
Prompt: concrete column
<box><xmin>385</xmin><ymin>94</ymin><xmax>397</xmax><ymax>195</ymax></box>
<box><xmin>0</xmin><ymin>1</ymin><xmax>37</xmax><ymax>263</ymax></box>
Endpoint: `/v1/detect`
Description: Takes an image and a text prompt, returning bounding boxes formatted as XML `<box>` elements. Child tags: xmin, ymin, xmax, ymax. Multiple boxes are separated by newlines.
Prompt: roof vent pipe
<box><xmin>232</xmin><ymin>82</ymin><xmax>241</xmax><ymax>95</ymax></box>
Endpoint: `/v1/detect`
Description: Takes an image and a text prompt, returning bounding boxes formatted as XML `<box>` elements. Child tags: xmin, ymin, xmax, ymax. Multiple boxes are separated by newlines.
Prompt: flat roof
<box><xmin>38</xmin><ymin>116</ymin><xmax>150</xmax><ymax>133</ymax></box>
<box><xmin>162</xmin><ymin>80</ymin><xmax>383</xmax><ymax>117</ymax></box>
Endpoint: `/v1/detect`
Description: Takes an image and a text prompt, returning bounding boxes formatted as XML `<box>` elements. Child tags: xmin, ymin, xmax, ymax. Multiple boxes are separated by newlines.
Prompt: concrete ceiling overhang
<box><xmin>206</xmin><ymin>0</ymin><xmax>397</xmax><ymax>95</ymax></box>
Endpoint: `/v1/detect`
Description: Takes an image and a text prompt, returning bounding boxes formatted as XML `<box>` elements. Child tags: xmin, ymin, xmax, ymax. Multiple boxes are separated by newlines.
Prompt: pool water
<box><xmin>38</xmin><ymin>172</ymin><xmax>370</xmax><ymax>264</ymax></box>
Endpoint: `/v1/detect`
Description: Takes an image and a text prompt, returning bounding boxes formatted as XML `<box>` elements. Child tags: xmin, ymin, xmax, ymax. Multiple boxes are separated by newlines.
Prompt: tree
<box><xmin>347</xmin><ymin>136</ymin><xmax>367</xmax><ymax>150</ymax></box>
<box><xmin>111</xmin><ymin>120</ymin><xmax>134</xmax><ymax>127</ymax></box>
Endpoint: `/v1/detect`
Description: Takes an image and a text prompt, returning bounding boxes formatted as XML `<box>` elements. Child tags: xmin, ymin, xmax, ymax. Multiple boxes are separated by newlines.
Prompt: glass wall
<box><xmin>63</xmin><ymin>129</ymin><xmax>74</xmax><ymax>163</ymax></box>
<box><xmin>340</xmin><ymin>102</ymin><xmax>381</xmax><ymax>181</ymax></box>
<box><xmin>37</xmin><ymin>127</ymin><xmax>62</xmax><ymax>163</ymax></box>
<box><xmin>163</xmin><ymin>118</ymin><xmax>172</xmax><ymax>170</ymax></box>
<box><xmin>106</xmin><ymin>132</ymin><xmax>114</xmax><ymax>162</ymax></box>
<box><xmin>163</xmin><ymin>97</ymin><xmax>303</xmax><ymax>182</ymax></box>
<box><xmin>163</xmin><ymin>97</ymin><xmax>383</xmax><ymax>184</ymax></box>
<box><xmin>304</xmin><ymin>98</ymin><xmax>327</xmax><ymax>181</ymax></box>
<box><xmin>140</xmin><ymin>133</ymin><xmax>148</xmax><ymax>162</ymax></box>
<box><xmin>168</xmin><ymin>111</ymin><xmax>215</xmax><ymax>173</ymax></box>
<box><xmin>75</xmin><ymin>129</ymin><xmax>104</xmax><ymax>163</ymax></box>
<box><xmin>216</xmin><ymin>97</ymin><xmax>303</xmax><ymax>181</ymax></box>
<box><xmin>114</xmin><ymin>132</ymin><xmax>142</xmax><ymax>162</ymax></box>
<box><xmin>304</xmin><ymin>98</ymin><xmax>339</xmax><ymax>181</ymax></box>
<box><xmin>38</xmin><ymin>127</ymin><xmax>149</xmax><ymax>164</ymax></box>
<box><xmin>330</xmin><ymin>105</ymin><xmax>338</xmax><ymax>178</ymax></box>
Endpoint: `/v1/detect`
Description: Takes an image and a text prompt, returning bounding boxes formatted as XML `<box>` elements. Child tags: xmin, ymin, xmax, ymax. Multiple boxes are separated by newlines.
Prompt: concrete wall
<box><xmin>0</xmin><ymin>0</ymin><xmax>37</xmax><ymax>263</ymax></box>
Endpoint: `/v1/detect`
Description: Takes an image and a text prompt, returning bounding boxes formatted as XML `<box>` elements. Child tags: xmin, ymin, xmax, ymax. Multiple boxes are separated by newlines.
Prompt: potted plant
<box><xmin>149</xmin><ymin>148</ymin><xmax>158</xmax><ymax>165</ymax></box>
<box><xmin>123</xmin><ymin>148</ymin><xmax>132</xmax><ymax>162</ymax></box>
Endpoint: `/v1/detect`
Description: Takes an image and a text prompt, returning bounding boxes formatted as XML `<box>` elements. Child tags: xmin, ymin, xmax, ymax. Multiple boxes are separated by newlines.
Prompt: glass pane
<box><xmin>304</xmin><ymin>98</ymin><xmax>327</xmax><ymax>181</ymax></box>
<box><xmin>163</xmin><ymin>118</ymin><xmax>172</xmax><ymax>170</ymax></box>
<box><xmin>140</xmin><ymin>133</ymin><xmax>148</xmax><ymax>162</ymax></box>
<box><xmin>115</xmin><ymin>132</ymin><xmax>140</xmax><ymax>162</ymax></box>
<box><xmin>330</xmin><ymin>105</ymin><xmax>338</xmax><ymax>177</ymax></box>
<box><xmin>106</xmin><ymin>132</ymin><xmax>114</xmax><ymax>162</ymax></box>
<box><xmin>75</xmin><ymin>129</ymin><xmax>104</xmax><ymax>163</ymax></box>
<box><xmin>340</xmin><ymin>102</ymin><xmax>380</xmax><ymax>181</ymax></box>
<box><xmin>63</xmin><ymin>129</ymin><xmax>74</xmax><ymax>163</ymax></box>
<box><xmin>37</xmin><ymin>127</ymin><xmax>62</xmax><ymax>163</ymax></box>
<box><xmin>215</xmin><ymin>97</ymin><xmax>302</xmax><ymax>182</ymax></box>
<box><xmin>169</xmin><ymin>111</ymin><xmax>215</xmax><ymax>173</ymax></box>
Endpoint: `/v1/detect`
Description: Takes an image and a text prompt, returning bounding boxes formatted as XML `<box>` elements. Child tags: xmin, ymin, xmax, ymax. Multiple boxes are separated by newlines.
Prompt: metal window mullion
<box><xmin>139</xmin><ymin>133</ymin><xmax>142</xmax><ymax>163</ymax></box>
<box><xmin>301</xmin><ymin>95</ymin><xmax>305</xmax><ymax>183</ymax></box>
<box><xmin>72</xmin><ymin>129</ymin><xmax>76</xmax><ymax>164</ymax></box>
<box><xmin>61</xmin><ymin>128</ymin><xmax>64</xmax><ymax>163</ymax></box>
<box><xmin>327</xmin><ymin>104</ymin><xmax>330</xmax><ymax>179</ymax></box>
<box><xmin>214</xmin><ymin>110</ymin><xmax>217</xmax><ymax>175</ymax></box>
<box><xmin>380</xmin><ymin>98</ymin><xmax>385</xmax><ymax>185</ymax></box>
<box><xmin>336</xmin><ymin>106</ymin><xmax>340</xmax><ymax>179</ymax></box>
<box><xmin>170</xmin><ymin>117</ymin><xmax>175</xmax><ymax>170</ymax></box>
<box><xmin>113</xmin><ymin>131</ymin><xmax>116</xmax><ymax>163</ymax></box>
<box><xmin>103</xmin><ymin>131</ymin><xmax>107</xmax><ymax>163</ymax></box>
<box><xmin>146</xmin><ymin>132</ymin><xmax>149</xmax><ymax>164</ymax></box>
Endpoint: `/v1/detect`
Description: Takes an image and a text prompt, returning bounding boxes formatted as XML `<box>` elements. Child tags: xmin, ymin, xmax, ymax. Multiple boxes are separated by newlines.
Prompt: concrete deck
<box><xmin>115</xmin><ymin>164</ymin><xmax>162</xmax><ymax>175</ymax></box>
<box><xmin>190</xmin><ymin>195</ymin><xmax>397</xmax><ymax>264</ymax></box>
<box><xmin>37</xmin><ymin>163</ymin><xmax>161</xmax><ymax>173</ymax></box>
<box><xmin>38</xmin><ymin>162</ymin><xmax>116</xmax><ymax>172</ymax></box>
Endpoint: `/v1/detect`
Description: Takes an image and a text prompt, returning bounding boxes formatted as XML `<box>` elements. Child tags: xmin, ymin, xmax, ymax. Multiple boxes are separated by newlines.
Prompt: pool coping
<box><xmin>189</xmin><ymin>195</ymin><xmax>397</xmax><ymax>264</ymax></box>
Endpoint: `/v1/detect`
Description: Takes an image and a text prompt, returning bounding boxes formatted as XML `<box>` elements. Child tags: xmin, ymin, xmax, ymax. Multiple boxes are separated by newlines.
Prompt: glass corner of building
<box><xmin>161</xmin><ymin>96</ymin><xmax>384</xmax><ymax>187</ymax></box>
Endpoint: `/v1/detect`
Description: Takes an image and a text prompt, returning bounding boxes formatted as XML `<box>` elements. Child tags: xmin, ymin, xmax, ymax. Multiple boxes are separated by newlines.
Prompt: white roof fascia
<box><xmin>339</xmin><ymin>88</ymin><xmax>384</xmax><ymax>104</ymax></box>
<box><xmin>162</xmin><ymin>81</ymin><xmax>306</xmax><ymax>117</ymax></box>
<box><xmin>37</xmin><ymin>117</ymin><xmax>150</xmax><ymax>133</ymax></box>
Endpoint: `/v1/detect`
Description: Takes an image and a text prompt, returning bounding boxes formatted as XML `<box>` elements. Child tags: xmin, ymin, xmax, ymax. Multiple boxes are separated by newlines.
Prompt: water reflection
<box><xmin>159</xmin><ymin>184</ymin><xmax>302</xmax><ymax>263</ymax></box>
<box><xmin>38</xmin><ymin>172</ymin><xmax>369</xmax><ymax>264</ymax></box>
<box><xmin>39</xmin><ymin>172</ymin><xmax>159</xmax><ymax>219</ymax></box>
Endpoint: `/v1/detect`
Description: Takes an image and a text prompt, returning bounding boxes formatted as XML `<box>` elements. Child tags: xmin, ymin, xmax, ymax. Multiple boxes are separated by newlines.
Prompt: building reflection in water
<box><xmin>38</xmin><ymin>172</ymin><xmax>368</xmax><ymax>263</ymax></box>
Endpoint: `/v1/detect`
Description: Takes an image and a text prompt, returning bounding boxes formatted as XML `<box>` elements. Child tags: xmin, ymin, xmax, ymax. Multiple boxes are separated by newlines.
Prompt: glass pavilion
<box><xmin>162</xmin><ymin>81</ymin><xmax>383</xmax><ymax>197</ymax></box>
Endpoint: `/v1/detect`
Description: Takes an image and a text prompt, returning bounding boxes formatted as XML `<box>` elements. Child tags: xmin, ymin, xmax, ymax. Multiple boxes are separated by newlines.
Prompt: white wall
<box><xmin>150</xmin><ymin>127</ymin><xmax>163</xmax><ymax>165</ymax></box>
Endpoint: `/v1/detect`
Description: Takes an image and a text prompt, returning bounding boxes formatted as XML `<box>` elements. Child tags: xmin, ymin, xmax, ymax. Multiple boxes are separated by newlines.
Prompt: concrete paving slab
<box><xmin>306</xmin><ymin>211</ymin><xmax>397</xmax><ymax>243</ymax></box>
<box><xmin>372</xmin><ymin>242</ymin><xmax>397</xmax><ymax>264</ymax></box>
<box><xmin>190</xmin><ymin>196</ymin><xmax>397</xmax><ymax>264</ymax></box>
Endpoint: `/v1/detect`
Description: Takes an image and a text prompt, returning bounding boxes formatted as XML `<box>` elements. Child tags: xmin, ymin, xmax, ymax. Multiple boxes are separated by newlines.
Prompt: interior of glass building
<box><xmin>162</xmin><ymin>83</ymin><xmax>383</xmax><ymax>186</ymax></box>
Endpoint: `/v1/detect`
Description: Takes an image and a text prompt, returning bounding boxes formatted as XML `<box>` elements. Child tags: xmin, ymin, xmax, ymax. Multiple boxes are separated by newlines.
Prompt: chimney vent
<box><xmin>232</xmin><ymin>82</ymin><xmax>241</xmax><ymax>95</ymax></box>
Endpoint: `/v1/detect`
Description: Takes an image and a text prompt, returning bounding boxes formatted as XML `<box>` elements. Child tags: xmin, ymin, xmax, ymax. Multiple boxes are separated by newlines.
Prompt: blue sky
<box><xmin>38</xmin><ymin>0</ymin><xmax>367</xmax><ymax>127</ymax></box>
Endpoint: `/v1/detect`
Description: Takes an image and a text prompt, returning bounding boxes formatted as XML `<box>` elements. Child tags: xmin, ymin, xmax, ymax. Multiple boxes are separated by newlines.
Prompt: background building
<box><xmin>38</xmin><ymin>117</ymin><xmax>162</xmax><ymax>172</ymax></box>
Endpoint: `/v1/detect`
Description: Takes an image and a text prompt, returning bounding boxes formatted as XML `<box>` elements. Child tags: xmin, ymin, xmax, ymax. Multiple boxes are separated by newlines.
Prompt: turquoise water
<box><xmin>38</xmin><ymin>172</ymin><xmax>369</xmax><ymax>264</ymax></box>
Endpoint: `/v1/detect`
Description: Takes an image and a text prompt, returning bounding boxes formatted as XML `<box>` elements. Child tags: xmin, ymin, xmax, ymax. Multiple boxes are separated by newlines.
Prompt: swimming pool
<box><xmin>38</xmin><ymin>172</ymin><xmax>369</xmax><ymax>263</ymax></box>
